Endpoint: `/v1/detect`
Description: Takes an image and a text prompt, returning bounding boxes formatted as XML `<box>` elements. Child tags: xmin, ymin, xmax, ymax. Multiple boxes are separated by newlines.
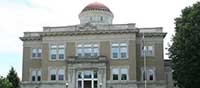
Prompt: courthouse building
<box><xmin>20</xmin><ymin>2</ymin><xmax>171</xmax><ymax>88</ymax></box>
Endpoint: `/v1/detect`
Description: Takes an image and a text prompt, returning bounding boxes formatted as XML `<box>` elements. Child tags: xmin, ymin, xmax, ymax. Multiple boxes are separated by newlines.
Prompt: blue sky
<box><xmin>0</xmin><ymin>0</ymin><xmax>199</xmax><ymax>79</ymax></box>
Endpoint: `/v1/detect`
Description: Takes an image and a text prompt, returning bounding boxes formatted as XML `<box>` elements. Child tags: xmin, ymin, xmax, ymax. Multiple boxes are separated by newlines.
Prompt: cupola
<box><xmin>79</xmin><ymin>2</ymin><xmax>114</xmax><ymax>25</ymax></box>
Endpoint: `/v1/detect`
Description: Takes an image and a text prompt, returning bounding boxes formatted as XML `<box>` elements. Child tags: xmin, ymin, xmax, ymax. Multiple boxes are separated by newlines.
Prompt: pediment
<box><xmin>78</xmin><ymin>23</ymin><xmax>97</xmax><ymax>31</ymax></box>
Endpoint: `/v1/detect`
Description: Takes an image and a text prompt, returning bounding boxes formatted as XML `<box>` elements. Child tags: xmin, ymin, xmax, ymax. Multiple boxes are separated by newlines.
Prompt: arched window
<box><xmin>142</xmin><ymin>68</ymin><xmax>155</xmax><ymax>81</ymax></box>
<box><xmin>112</xmin><ymin>67</ymin><xmax>128</xmax><ymax>80</ymax></box>
<box><xmin>31</xmin><ymin>69</ymin><xmax>41</xmax><ymax>81</ymax></box>
<box><xmin>31</xmin><ymin>70</ymin><xmax>36</xmax><ymax>81</ymax></box>
<box><xmin>37</xmin><ymin>70</ymin><xmax>41</xmax><ymax>81</ymax></box>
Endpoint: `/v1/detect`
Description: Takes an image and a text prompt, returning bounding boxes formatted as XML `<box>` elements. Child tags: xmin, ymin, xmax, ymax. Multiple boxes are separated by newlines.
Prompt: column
<box><xmin>98</xmin><ymin>67</ymin><xmax>106</xmax><ymax>88</ymax></box>
<box><xmin>68</xmin><ymin>67</ymin><xmax>76</xmax><ymax>88</ymax></box>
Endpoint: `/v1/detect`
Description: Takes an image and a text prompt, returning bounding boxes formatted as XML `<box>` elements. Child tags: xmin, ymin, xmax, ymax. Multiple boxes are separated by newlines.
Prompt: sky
<box><xmin>0</xmin><ymin>0</ymin><xmax>199</xmax><ymax>79</ymax></box>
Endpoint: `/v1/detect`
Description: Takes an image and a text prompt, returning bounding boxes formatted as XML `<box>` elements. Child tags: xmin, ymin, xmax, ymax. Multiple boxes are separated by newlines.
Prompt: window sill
<box><xmin>49</xmin><ymin>59</ymin><xmax>65</xmax><ymax>61</ymax></box>
<box><xmin>107</xmin><ymin>80</ymin><xmax>130</xmax><ymax>83</ymax></box>
<box><xmin>31</xmin><ymin>58</ymin><xmax>42</xmax><ymax>59</ymax></box>
<box><xmin>111</xmin><ymin>58</ymin><xmax>128</xmax><ymax>60</ymax></box>
<box><xmin>28</xmin><ymin>81</ymin><xmax>42</xmax><ymax>83</ymax></box>
<box><xmin>140</xmin><ymin>80</ymin><xmax>156</xmax><ymax>82</ymax></box>
<box><xmin>48</xmin><ymin>80</ymin><xmax>66</xmax><ymax>82</ymax></box>
<box><xmin>140</xmin><ymin>55</ymin><xmax>155</xmax><ymax>58</ymax></box>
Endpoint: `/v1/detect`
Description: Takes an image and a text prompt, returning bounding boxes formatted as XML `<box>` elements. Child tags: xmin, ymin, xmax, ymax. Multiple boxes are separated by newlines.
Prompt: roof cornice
<box><xmin>41</xmin><ymin>29</ymin><xmax>138</xmax><ymax>36</ymax></box>
<box><xmin>19</xmin><ymin>29</ymin><xmax>166</xmax><ymax>41</ymax></box>
<box><xmin>136</xmin><ymin>32</ymin><xmax>167</xmax><ymax>38</ymax></box>
<box><xmin>19</xmin><ymin>36</ymin><xmax>41</xmax><ymax>41</ymax></box>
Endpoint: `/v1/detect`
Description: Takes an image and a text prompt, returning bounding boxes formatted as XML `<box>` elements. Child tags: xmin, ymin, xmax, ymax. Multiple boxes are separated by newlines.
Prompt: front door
<box><xmin>84</xmin><ymin>80</ymin><xmax>92</xmax><ymax>88</ymax></box>
<box><xmin>77</xmin><ymin>70</ymin><xmax>98</xmax><ymax>88</ymax></box>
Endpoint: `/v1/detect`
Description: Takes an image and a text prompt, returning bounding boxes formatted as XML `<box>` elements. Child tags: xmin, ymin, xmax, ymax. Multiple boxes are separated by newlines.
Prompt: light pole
<box><xmin>99</xmin><ymin>83</ymin><xmax>102</xmax><ymax>88</ymax></box>
<box><xmin>65</xmin><ymin>82</ymin><xmax>68</xmax><ymax>88</ymax></box>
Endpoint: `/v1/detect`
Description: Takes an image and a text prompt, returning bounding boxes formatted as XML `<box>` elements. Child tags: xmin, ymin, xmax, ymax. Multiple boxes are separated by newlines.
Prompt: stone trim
<box><xmin>136</xmin><ymin>32</ymin><xmax>167</xmax><ymax>38</ymax></box>
<box><xmin>20</xmin><ymin>37</ymin><xmax>41</xmax><ymax>41</ymax></box>
<box><xmin>20</xmin><ymin>32</ymin><xmax>166</xmax><ymax>42</ymax></box>
<box><xmin>106</xmin><ymin>80</ymin><xmax>137</xmax><ymax>83</ymax></box>
<box><xmin>41</xmin><ymin>29</ymin><xmax>138</xmax><ymax>36</ymax></box>
<box><xmin>106</xmin><ymin>80</ymin><xmax>166</xmax><ymax>87</ymax></box>
<box><xmin>67</xmin><ymin>56</ymin><xmax>108</xmax><ymax>64</ymax></box>
<box><xmin>21</xmin><ymin>81</ymin><xmax>67</xmax><ymax>85</ymax></box>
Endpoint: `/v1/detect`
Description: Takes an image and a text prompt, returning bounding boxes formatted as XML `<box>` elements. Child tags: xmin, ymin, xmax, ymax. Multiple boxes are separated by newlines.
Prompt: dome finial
<box><xmin>95</xmin><ymin>0</ymin><xmax>99</xmax><ymax>2</ymax></box>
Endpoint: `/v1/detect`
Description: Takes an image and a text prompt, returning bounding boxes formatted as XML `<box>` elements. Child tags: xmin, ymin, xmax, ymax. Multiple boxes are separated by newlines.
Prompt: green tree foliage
<box><xmin>169</xmin><ymin>2</ymin><xmax>200</xmax><ymax>88</ymax></box>
<box><xmin>0</xmin><ymin>76</ymin><xmax>12</xmax><ymax>88</ymax></box>
<box><xmin>7</xmin><ymin>67</ymin><xmax>20</xmax><ymax>88</ymax></box>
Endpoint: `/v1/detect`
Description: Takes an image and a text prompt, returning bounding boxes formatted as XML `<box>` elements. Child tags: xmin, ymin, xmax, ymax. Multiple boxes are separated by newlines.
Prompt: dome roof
<box><xmin>81</xmin><ymin>2</ymin><xmax>111</xmax><ymax>13</ymax></box>
<box><xmin>79</xmin><ymin>2</ymin><xmax>114</xmax><ymax>25</ymax></box>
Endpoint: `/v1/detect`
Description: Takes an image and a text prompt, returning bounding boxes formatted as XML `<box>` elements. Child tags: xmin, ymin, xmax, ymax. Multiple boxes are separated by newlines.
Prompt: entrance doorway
<box><xmin>84</xmin><ymin>81</ymin><xmax>91</xmax><ymax>88</ymax></box>
<box><xmin>77</xmin><ymin>70</ymin><xmax>98</xmax><ymax>88</ymax></box>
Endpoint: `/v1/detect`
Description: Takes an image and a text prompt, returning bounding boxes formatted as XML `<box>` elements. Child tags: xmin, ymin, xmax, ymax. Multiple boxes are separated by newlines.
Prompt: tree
<box><xmin>0</xmin><ymin>76</ymin><xmax>12</xmax><ymax>88</ymax></box>
<box><xmin>169</xmin><ymin>2</ymin><xmax>200</xmax><ymax>88</ymax></box>
<box><xmin>7</xmin><ymin>67</ymin><xmax>20</xmax><ymax>88</ymax></box>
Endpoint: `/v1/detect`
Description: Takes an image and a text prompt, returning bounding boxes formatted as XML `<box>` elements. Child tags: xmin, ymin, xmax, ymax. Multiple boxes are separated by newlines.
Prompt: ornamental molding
<box><xmin>136</xmin><ymin>32</ymin><xmax>167</xmax><ymax>38</ymax></box>
<box><xmin>20</xmin><ymin>29</ymin><xmax>166</xmax><ymax>41</ymax></box>
<box><xmin>78</xmin><ymin>23</ymin><xmax>97</xmax><ymax>31</ymax></box>
<box><xmin>41</xmin><ymin>29</ymin><xmax>138</xmax><ymax>37</ymax></box>
<box><xmin>20</xmin><ymin>36</ymin><xmax>41</xmax><ymax>41</ymax></box>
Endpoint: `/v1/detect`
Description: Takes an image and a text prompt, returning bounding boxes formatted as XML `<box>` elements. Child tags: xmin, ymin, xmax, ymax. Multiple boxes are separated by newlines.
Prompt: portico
<box><xmin>67</xmin><ymin>56</ymin><xmax>107</xmax><ymax>88</ymax></box>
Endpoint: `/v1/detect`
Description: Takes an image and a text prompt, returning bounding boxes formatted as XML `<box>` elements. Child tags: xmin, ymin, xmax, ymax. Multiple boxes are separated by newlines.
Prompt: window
<box><xmin>76</xmin><ymin>43</ymin><xmax>99</xmax><ymax>57</ymax></box>
<box><xmin>94</xmin><ymin>81</ymin><xmax>98</xmax><ymax>88</ymax></box>
<box><xmin>58</xmin><ymin>45</ymin><xmax>65</xmax><ymax>59</ymax></box>
<box><xmin>121</xmin><ymin>68</ymin><xmax>128</xmax><ymax>80</ymax></box>
<box><xmin>112</xmin><ymin>68</ymin><xmax>119</xmax><ymax>80</ymax></box>
<box><xmin>31</xmin><ymin>69</ymin><xmax>41</xmax><ymax>81</ymax></box>
<box><xmin>93</xmin><ymin>44</ymin><xmax>99</xmax><ymax>57</ymax></box>
<box><xmin>111</xmin><ymin>42</ymin><xmax>128</xmax><ymax>59</ymax></box>
<box><xmin>50</xmin><ymin>44</ymin><xmax>65</xmax><ymax>60</ymax></box>
<box><xmin>50</xmin><ymin>45</ymin><xmax>57</xmax><ymax>59</ymax></box>
<box><xmin>120</xmin><ymin>47</ymin><xmax>127</xmax><ymax>58</ymax></box>
<box><xmin>78</xmin><ymin>72</ymin><xmax>82</xmax><ymax>79</ymax></box>
<box><xmin>37</xmin><ymin>70</ymin><xmax>41</xmax><ymax>81</ymax></box>
<box><xmin>77</xmin><ymin>45</ymin><xmax>83</xmax><ymax>57</ymax></box>
<box><xmin>78</xmin><ymin>81</ymin><xmax>82</xmax><ymax>88</ymax></box>
<box><xmin>58</xmin><ymin>69</ymin><xmax>64</xmax><ymax>80</ymax></box>
<box><xmin>49</xmin><ymin>68</ymin><xmax>65</xmax><ymax>81</ymax></box>
<box><xmin>50</xmin><ymin>68</ymin><xmax>56</xmax><ymax>80</ymax></box>
<box><xmin>31</xmin><ymin>70</ymin><xmax>36</xmax><ymax>81</ymax></box>
<box><xmin>141</xmin><ymin>46</ymin><xmax>154</xmax><ymax>56</ymax></box>
<box><xmin>31</xmin><ymin>48</ymin><xmax>42</xmax><ymax>58</ymax></box>
<box><xmin>112</xmin><ymin>47</ymin><xmax>119</xmax><ymax>58</ymax></box>
<box><xmin>148</xmin><ymin>70</ymin><xmax>154</xmax><ymax>80</ymax></box>
<box><xmin>142</xmin><ymin>68</ymin><xmax>155</xmax><ymax>81</ymax></box>
<box><xmin>84</xmin><ymin>45</ymin><xmax>92</xmax><ymax>57</ymax></box>
<box><xmin>112</xmin><ymin>67</ymin><xmax>128</xmax><ymax>80</ymax></box>
<box><xmin>100</xmin><ymin>16</ymin><xmax>103</xmax><ymax>21</ymax></box>
<box><xmin>84</xmin><ymin>71</ymin><xmax>92</xmax><ymax>78</ymax></box>
<box><xmin>94</xmin><ymin>71</ymin><xmax>98</xmax><ymax>78</ymax></box>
